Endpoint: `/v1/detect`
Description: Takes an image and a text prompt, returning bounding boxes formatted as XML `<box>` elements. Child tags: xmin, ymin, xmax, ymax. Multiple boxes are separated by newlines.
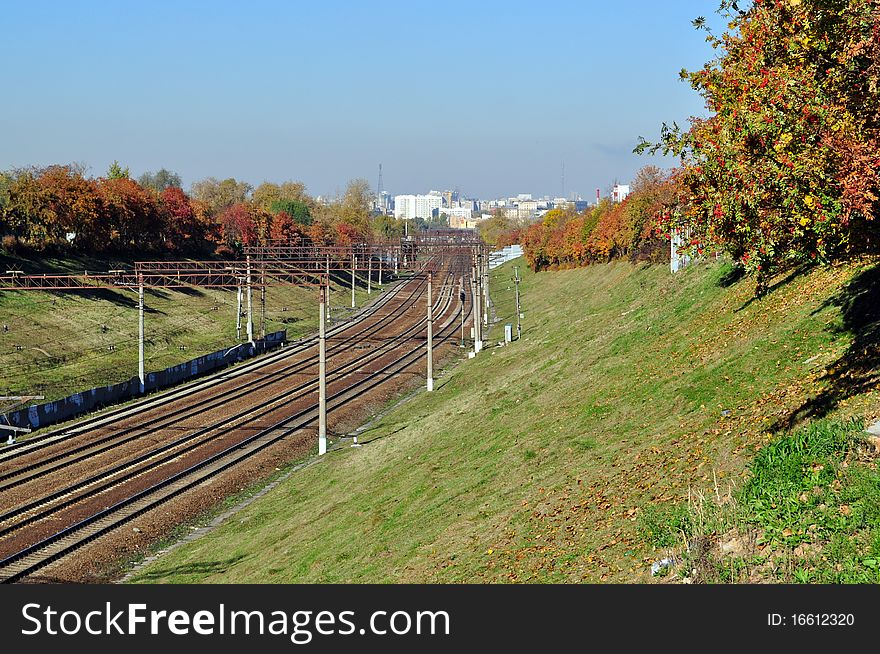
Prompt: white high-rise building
<box><xmin>393</xmin><ymin>194</ymin><xmax>444</xmax><ymax>221</ymax></box>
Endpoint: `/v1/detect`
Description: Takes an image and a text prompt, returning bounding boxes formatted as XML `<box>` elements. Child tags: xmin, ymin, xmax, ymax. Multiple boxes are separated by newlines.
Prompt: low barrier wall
<box><xmin>1</xmin><ymin>330</ymin><xmax>286</xmax><ymax>435</ymax></box>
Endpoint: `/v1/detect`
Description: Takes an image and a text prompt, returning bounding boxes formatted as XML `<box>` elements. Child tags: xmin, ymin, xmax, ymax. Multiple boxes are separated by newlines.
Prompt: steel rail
<box><xmin>0</xmin><ymin>269</ymin><xmax>420</xmax><ymax>461</ymax></box>
<box><xmin>0</xmin><ymin>274</ymin><xmax>456</xmax><ymax>533</ymax></box>
<box><xmin>0</xmin><ymin>264</ymin><xmax>470</xmax><ymax>583</ymax></box>
<box><xmin>0</xmin><ymin>272</ymin><xmax>433</xmax><ymax>481</ymax></box>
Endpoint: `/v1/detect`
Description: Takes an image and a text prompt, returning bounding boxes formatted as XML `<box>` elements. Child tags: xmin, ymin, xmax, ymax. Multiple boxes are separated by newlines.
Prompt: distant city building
<box><xmin>517</xmin><ymin>200</ymin><xmax>538</xmax><ymax>219</ymax></box>
<box><xmin>612</xmin><ymin>184</ymin><xmax>630</xmax><ymax>203</ymax></box>
<box><xmin>441</xmin><ymin>206</ymin><xmax>474</xmax><ymax>228</ymax></box>
<box><xmin>374</xmin><ymin>191</ymin><xmax>391</xmax><ymax>214</ymax></box>
<box><xmin>393</xmin><ymin>194</ymin><xmax>443</xmax><ymax>221</ymax></box>
<box><xmin>552</xmin><ymin>198</ymin><xmax>574</xmax><ymax>210</ymax></box>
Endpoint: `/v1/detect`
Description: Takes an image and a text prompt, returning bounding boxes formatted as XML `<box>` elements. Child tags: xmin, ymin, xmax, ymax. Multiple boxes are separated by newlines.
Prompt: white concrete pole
<box><xmin>459</xmin><ymin>275</ymin><xmax>465</xmax><ymax>347</ymax></box>
<box><xmin>515</xmin><ymin>266</ymin><xmax>522</xmax><ymax>340</ymax></box>
<box><xmin>351</xmin><ymin>252</ymin><xmax>356</xmax><ymax>308</ymax></box>
<box><xmin>473</xmin><ymin>270</ymin><xmax>482</xmax><ymax>353</ymax></box>
<box><xmin>368</xmin><ymin>250</ymin><xmax>372</xmax><ymax>295</ymax></box>
<box><xmin>378</xmin><ymin>249</ymin><xmax>383</xmax><ymax>286</ymax></box>
<box><xmin>481</xmin><ymin>251</ymin><xmax>489</xmax><ymax>326</ymax></box>
<box><xmin>138</xmin><ymin>274</ymin><xmax>145</xmax><ymax>393</ymax></box>
<box><xmin>246</xmin><ymin>256</ymin><xmax>254</xmax><ymax>345</ymax></box>
<box><xmin>326</xmin><ymin>255</ymin><xmax>331</xmax><ymax>327</ymax></box>
<box><xmin>236</xmin><ymin>279</ymin><xmax>242</xmax><ymax>340</ymax></box>
<box><xmin>318</xmin><ymin>286</ymin><xmax>327</xmax><ymax>455</ymax></box>
<box><xmin>427</xmin><ymin>273</ymin><xmax>434</xmax><ymax>391</ymax></box>
<box><xmin>260</xmin><ymin>267</ymin><xmax>266</xmax><ymax>339</ymax></box>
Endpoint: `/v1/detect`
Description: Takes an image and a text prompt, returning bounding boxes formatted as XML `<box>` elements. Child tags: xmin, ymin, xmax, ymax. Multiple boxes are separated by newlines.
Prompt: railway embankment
<box><xmin>128</xmin><ymin>256</ymin><xmax>880</xmax><ymax>583</ymax></box>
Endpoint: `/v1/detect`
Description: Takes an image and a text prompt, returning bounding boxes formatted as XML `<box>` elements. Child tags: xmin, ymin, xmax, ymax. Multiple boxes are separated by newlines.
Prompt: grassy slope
<box><xmin>129</xmin><ymin>256</ymin><xmax>880</xmax><ymax>583</ymax></box>
<box><xmin>0</xmin><ymin>253</ymin><xmax>379</xmax><ymax>400</ymax></box>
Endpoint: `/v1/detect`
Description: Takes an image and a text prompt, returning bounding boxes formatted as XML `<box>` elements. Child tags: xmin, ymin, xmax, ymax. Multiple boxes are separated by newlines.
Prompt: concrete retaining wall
<box><xmin>1</xmin><ymin>331</ymin><xmax>286</xmax><ymax>435</ymax></box>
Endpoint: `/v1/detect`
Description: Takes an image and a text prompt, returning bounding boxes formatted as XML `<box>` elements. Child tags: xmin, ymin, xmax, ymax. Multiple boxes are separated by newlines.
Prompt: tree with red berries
<box><xmin>638</xmin><ymin>0</ymin><xmax>880</xmax><ymax>292</ymax></box>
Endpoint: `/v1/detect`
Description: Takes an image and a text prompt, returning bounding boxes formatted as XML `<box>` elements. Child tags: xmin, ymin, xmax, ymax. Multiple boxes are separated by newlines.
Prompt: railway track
<box><xmin>0</xmin><ymin>267</ymin><xmax>424</xmax><ymax>462</ymax></box>
<box><xmin>0</xmin><ymin>271</ymin><xmax>435</xmax><ymax>486</ymax></box>
<box><xmin>0</xmin><ymin>275</ymin><xmax>457</xmax><ymax>540</ymax></box>
<box><xmin>0</xmin><ymin>258</ymin><xmax>471</xmax><ymax>582</ymax></box>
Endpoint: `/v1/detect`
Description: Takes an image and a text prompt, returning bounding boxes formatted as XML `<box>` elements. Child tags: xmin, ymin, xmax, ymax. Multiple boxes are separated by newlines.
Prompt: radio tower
<box><xmin>561</xmin><ymin>160</ymin><xmax>565</xmax><ymax>199</ymax></box>
<box><xmin>377</xmin><ymin>163</ymin><xmax>384</xmax><ymax>213</ymax></box>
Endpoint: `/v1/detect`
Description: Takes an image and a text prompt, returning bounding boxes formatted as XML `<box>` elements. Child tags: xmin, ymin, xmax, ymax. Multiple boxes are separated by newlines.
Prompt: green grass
<box><xmin>127</xmin><ymin>255</ymin><xmax>880</xmax><ymax>583</ymax></box>
<box><xmin>0</xmin><ymin>253</ymin><xmax>382</xmax><ymax>400</ymax></box>
<box><xmin>655</xmin><ymin>418</ymin><xmax>880</xmax><ymax>583</ymax></box>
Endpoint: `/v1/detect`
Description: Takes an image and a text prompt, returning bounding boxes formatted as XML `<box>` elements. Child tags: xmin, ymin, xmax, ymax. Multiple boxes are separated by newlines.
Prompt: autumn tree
<box><xmin>3</xmin><ymin>169</ymin><xmax>56</xmax><ymax>248</ymax></box>
<box><xmin>191</xmin><ymin>177</ymin><xmax>253</xmax><ymax>215</ymax></box>
<box><xmin>97</xmin><ymin>176</ymin><xmax>163</xmax><ymax>251</ymax></box>
<box><xmin>638</xmin><ymin>0</ymin><xmax>880</xmax><ymax>290</ymax></box>
<box><xmin>38</xmin><ymin>165</ymin><xmax>107</xmax><ymax>250</ymax></box>
<box><xmin>159</xmin><ymin>186</ymin><xmax>208</xmax><ymax>252</ymax></box>
<box><xmin>477</xmin><ymin>208</ymin><xmax>513</xmax><ymax>247</ymax></box>
<box><xmin>269</xmin><ymin>211</ymin><xmax>308</xmax><ymax>244</ymax></box>
<box><xmin>335</xmin><ymin>178</ymin><xmax>373</xmax><ymax>237</ymax></box>
<box><xmin>139</xmin><ymin>168</ymin><xmax>182</xmax><ymax>193</ymax></box>
<box><xmin>372</xmin><ymin>213</ymin><xmax>404</xmax><ymax>240</ymax></box>
<box><xmin>219</xmin><ymin>203</ymin><xmax>257</xmax><ymax>249</ymax></box>
<box><xmin>252</xmin><ymin>180</ymin><xmax>311</xmax><ymax>211</ymax></box>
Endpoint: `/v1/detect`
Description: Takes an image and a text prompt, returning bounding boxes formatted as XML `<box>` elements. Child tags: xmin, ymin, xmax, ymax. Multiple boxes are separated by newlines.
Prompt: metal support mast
<box><xmin>427</xmin><ymin>272</ymin><xmax>434</xmax><ymax>391</ymax></box>
<box><xmin>318</xmin><ymin>286</ymin><xmax>327</xmax><ymax>455</ymax></box>
<box><xmin>246</xmin><ymin>256</ymin><xmax>254</xmax><ymax>345</ymax></box>
<box><xmin>138</xmin><ymin>274</ymin><xmax>145</xmax><ymax>392</ymax></box>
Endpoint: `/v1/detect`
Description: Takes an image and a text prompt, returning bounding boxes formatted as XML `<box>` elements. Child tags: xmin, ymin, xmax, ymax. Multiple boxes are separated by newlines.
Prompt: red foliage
<box><xmin>519</xmin><ymin>171</ymin><xmax>679</xmax><ymax>271</ymax></box>
<box><xmin>334</xmin><ymin>221</ymin><xmax>363</xmax><ymax>246</ymax></box>
<box><xmin>160</xmin><ymin>186</ymin><xmax>199</xmax><ymax>252</ymax></box>
<box><xmin>97</xmin><ymin>177</ymin><xmax>162</xmax><ymax>251</ymax></box>
<box><xmin>269</xmin><ymin>211</ymin><xmax>307</xmax><ymax>245</ymax></box>
<box><xmin>219</xmin><ymin>203</ymin><xmax>257</xmax><ymax>248</ymax></box>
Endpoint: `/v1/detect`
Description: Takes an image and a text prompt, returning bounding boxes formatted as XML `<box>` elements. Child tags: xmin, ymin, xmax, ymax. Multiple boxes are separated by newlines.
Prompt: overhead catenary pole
<box><xmin>318</xmin><ymin>285</ymin><xmax>327</xmax><ymax>455</ymax></box>
<box><xmin>484</xmin><ymin>252</ymin><xmax>490</xmax><ymax>327</ymax></box>
<box><xmin>325</xmin><ymin>255</ymin><xmax>331</xmax><ymax>327</ymax></box>
<box><xmin>235</xmin><ymin>278</ymin><xmax>243</xmax><ymax>340</ymax></box>
<box><xmin>472</xmin><ymin>269</ymin><xmax>482</xmax><ymax>354</ymax></box>
<box><xmin>351</xmin><ymin>252</ymin><xmax>356</xmax><ymax>308</ymax></box>
<box><xmin>427</xmin><ymin>272</ymin><xmax>434</xmax><ymax>391</ymax></box>
<box><xmin>459</xmin><ymin>275</ymin><xmax>465</xmax><ymax>347</ymax></box>
<box><xmin>514</xmin><ymin>265</ymin><xmax>522</xmax><ymax>340</ymax></box>
<box><xmin>138</xmin><ymin>273</ymin><xmax>145</xmax><ymax>393</ymax></box>
<box><xmin>260</xmin><ymin>267</ymin><xmax>266</xmax><ymax>338</ymax></box>
<box><xmin>378</xmin><ymin>248</ymin><xmax>383</xmax><ymax>286</ymax></box>
<box><xmin>246</xmin><ymin>256</ymin><xmax>254</xmax><ymax>345</ymax></box>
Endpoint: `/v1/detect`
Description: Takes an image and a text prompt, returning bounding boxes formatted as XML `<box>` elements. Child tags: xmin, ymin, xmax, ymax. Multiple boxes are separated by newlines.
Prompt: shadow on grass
<box><xmin>771</xmin><ymin>264</ymin><xmax>880</xmax><ymax>431</ymax></box>
<box><xmin>717</xmin><ymin>263</ymin><xmax>746</xmax><ymax>288</ymax></box>
<box><xmin>734</xmin><ymin>264</ymin><xmax>813</xmax><ymax>313</ymax></box>
<box><xmin>133</xmin><ymin>554</ymin><xmax>248</xmax><ymax>582</ymax></box>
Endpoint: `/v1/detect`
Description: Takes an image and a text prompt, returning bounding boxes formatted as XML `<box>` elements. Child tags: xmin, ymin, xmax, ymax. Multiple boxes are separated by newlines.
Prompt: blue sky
<box><xmin>0</xmin><ymin>1</ymin><xmax>726</xmax><ymax>199</ymax></box>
